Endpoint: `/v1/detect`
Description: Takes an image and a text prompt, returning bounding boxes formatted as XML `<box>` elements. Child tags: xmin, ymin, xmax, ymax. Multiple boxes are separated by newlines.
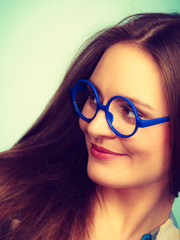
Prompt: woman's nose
<box><xmin>86</xmin><ymin>109</ymin><xmax>116</xmax><ymax>138</ymax></box>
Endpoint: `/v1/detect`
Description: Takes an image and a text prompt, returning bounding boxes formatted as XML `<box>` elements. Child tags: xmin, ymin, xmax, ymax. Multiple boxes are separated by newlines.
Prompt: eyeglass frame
<box><xmin>71</xmin><ymin>79</ymin><xmax>170</xmax><ymax>138</ymax></box>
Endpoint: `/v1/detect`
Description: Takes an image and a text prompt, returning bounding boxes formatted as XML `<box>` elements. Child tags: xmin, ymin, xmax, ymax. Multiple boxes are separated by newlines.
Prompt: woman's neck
<box><xmin>90</xmin><ymin>181</ymin><xmax>173</xmax><ymax>240</ymax></box>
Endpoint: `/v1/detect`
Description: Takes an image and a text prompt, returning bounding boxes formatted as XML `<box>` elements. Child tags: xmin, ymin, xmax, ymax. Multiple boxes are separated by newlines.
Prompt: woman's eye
<box><xmin>86</xmin><ymin>93</ymin><xmax>97</xmax><ymax>108</ymax></box>
<box><xmin>121</xmin><ymin>105</ymin><xmax>147</xmax><ymax>120</ymax></box>
<box><xmin>89</xmin><ymin>94</ymin><xmax>96</xmax><ymax>103</ymax></box>
<box><xmin>122</xmin><ymin>106</ymin><xmax>135</xmax><ymax>118</ymax></box>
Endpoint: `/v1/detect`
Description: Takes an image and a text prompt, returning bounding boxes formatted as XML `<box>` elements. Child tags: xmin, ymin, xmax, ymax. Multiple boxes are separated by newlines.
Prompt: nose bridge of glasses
<box><xmin>97</xmin><ymin>101</ymin><xmax>106</xmax><ymax>112</ymax></box>
<box><xmin>96</xmin><ymin>102</ymin><xmax>113</xmax><ymax>124</ymax></box>
<box><xmin>87</xmin><ymin>102</ymin><xmax>114</xmax><ymax>137</ymax></box>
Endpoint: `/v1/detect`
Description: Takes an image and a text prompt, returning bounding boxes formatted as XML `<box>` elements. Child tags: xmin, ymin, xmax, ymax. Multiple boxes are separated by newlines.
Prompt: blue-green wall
<box><xmin>0</xmin><ymin>0</ymin><xmax>179</xmax><ymax>226</ymax></box>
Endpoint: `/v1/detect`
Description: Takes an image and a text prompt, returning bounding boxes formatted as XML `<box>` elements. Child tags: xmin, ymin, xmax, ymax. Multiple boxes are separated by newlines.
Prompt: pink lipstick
<box><xmin>90</xmin><ymin>144</ymin><xmax>126</xmax><ymax>160</ymax></box>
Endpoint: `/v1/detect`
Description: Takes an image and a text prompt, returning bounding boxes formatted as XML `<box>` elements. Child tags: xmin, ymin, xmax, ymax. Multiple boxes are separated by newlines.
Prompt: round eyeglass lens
<box><xmin>75</xmin><ymin>81</ymin><xmax>97</xmax><ymax>120</ymax></box>
<box><xmin>108</xmin><ymin>97</ymin><xmax>137</xmax><ymax>136</ymax></box>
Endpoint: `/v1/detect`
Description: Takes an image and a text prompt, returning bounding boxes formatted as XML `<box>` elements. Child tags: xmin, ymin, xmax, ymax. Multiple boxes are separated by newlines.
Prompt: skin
<box><xmin>79</xmin><ymin>43</ymin><xmax>173</xmax><ymax>240</ymax></box>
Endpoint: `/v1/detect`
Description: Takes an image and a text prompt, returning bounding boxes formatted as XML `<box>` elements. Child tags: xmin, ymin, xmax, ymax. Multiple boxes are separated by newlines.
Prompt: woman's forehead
<box><xmin>90</xmin><ymin>42</ymin><xmax>168</xmax><ymax>114</ymax></box>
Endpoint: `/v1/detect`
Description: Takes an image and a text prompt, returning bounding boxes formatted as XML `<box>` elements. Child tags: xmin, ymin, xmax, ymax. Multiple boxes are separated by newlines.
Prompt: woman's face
<box><xmin>79</xmin><ymin>42</ymin><xmax>170</xmax><ymax>189</ymax></box>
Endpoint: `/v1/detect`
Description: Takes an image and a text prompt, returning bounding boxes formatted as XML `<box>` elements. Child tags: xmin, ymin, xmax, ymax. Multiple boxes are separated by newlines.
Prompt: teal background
<box><xmin>0</xmin><ymin>0</ymin><xmax>180</xmax><ymax>226</ymax></box>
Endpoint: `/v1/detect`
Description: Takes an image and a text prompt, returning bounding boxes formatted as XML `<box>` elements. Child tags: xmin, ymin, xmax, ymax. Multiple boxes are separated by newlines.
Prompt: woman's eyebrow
<box><xmin>89</xmin><ymin>79</ymin><xmax>155</xmax><ymax>111</ymax></box>
<box><xmin>125</xmin><ymin>96</ymin><xmax>155</xmax><ymax>111</ymax></box>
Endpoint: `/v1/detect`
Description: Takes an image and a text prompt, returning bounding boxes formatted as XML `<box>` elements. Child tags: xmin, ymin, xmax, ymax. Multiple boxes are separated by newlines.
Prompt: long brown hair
<box><xmin>0</xmin><ymin>12</ymin><xmax>180</xmax><ymax>240</ymax></box>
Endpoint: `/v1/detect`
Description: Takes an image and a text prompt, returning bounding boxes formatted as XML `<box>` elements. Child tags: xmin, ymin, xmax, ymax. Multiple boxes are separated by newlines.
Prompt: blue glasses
<box><xmin>71</xmin><ymin>79</ymin><xmax>170</xmax><ymax>138</ymax></box>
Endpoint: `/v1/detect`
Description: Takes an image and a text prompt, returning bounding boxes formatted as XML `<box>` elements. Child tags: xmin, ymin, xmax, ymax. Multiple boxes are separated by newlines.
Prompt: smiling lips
<box><xmin>90</xmin><ymin>144</ymin><xmax>127</xmax><ymax>160</ymax></box>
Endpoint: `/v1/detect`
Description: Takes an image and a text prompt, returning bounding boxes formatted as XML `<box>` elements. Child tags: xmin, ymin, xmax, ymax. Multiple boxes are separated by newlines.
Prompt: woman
<box><xmin>0</xmin><ymin>12</ymin><xmax>180</xmax><ymax>240</ymax></box>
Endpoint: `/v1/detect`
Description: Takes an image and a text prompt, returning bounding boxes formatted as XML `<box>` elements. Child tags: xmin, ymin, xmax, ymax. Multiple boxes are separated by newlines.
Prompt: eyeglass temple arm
<box><xmin>138</xmin><ymin>116</ymin><xmax>170</xmax><ymax>128</ymax></box>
